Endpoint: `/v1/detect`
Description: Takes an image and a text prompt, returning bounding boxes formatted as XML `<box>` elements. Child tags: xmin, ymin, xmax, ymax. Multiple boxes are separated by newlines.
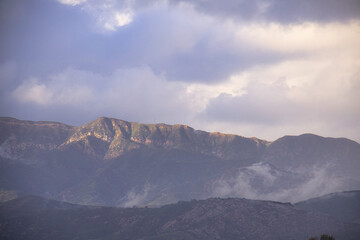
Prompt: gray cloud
<box><xmin>174</xmin><ymin>0</ymin><xmax>360</xmax><ymax>23</ymax></box>
<box><xmin>1</xmin><ymin>0</ymin><xmax>291</xmax><ymax>85</ymax></box>
<box><xmin>75</xmin><ymin>2</ymin><xmax>294</xmax><ymax>83</ymax></box>
<box><xmin>71</xmin><ymin>0</ymin><xmax>360</xmax><ymax>25</ymax></box>
<box><xmin>202</xmin><ymin>80</ymin><xmax>302</xmax><ymax>125</ymax></box>
<box><xmin>122</xmin><ymin>182</ymin><xmax>152</xmax><ymax>207</ymax></box>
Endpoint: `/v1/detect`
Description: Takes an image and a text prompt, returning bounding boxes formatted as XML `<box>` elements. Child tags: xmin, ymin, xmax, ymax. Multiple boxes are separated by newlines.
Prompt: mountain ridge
<box><xmin>1</xmin><ymin>195</ymin><xmax>359</xmax><ymax>240</ymax></box>
<box><xmin>1</xmin><ymin>116</ymin><xmax>269</xmax><ymax>161</ymax></box>
<box><xmin>3</xmin><ymin>116</ymin><xmax>358</xmax><ymax>145</ymax></box>
<box><xmin>0</xmin><ymin>116</ymin><xmax>359</xmax><ymax>206</ymax></box>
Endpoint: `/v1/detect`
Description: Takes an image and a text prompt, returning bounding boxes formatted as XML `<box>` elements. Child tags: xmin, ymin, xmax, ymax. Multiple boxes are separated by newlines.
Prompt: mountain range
<box><xmin>1</xmin><ymin>194</ymin><xmax>359</xmax><ymax>240</ymax></box>
<box><xmin>0</xmin><ymin>116</ymin><xmax>359</xmax><ymax>206</ymax></box>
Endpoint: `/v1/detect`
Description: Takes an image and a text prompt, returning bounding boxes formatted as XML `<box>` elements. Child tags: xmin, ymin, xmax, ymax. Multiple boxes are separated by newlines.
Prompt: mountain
<box><xmin>1</xmin><ymin>196</ymin><xmax>359</xmax><ymax>240</ymax></box>
<box><xmin>0</xmin><ymin>116</ymin><xmax>267</xmax><ymax>162</ymax></box>
<box><xmin>295</xmin><ymin>190</ymin><xmax>360</xmax><ymax>224</ymax></box>
<box><xmin>217</xmin><ymin>134</ymin><xmax>360</xmax><ymax>203</ymax></box>
<box><xmin>0</xmin><ymin>116</ymin><xmax>359</xmax><ymax>206</ymax></box>
<box><xmin>264</xmin><ymin>134</ymin><xmax>360</xmax><ymax>178</ymax></box>
<box><xmin>0</xmin><ymin>117</ymin><xmax>267</xmax><ymax>206</ymax></box>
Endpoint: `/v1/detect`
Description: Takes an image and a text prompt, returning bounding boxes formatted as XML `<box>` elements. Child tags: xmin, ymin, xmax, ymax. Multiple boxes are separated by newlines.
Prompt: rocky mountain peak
<box><xmin>58</xmin><ymin>117</ymin><xmax>269</xmax><ymax>160</ymax></box>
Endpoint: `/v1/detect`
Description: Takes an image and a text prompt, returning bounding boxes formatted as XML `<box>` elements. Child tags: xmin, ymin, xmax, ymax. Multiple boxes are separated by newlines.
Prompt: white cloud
<box><xmin>12</xmin><ymin>78</ymin><xmax>53</xmax><ymax>105</ymax></box>
<box><xmin>103</xmin><ymin>10</ymin><xmax>134</xmax><ymax>31</ymax></box>
<box><xmin>235</xmin><ymin>21</ymin><xmax>360</xmax><ymax>53</ymax></box>
<box><xmin>12</xmin><ymin>69</ymin><xmax>97</xmax><ymax>106</ymax></box>
<box><xmin>57</xmin><ymin>0</ymin><xmax>87</xmax><ymax>6</ymax></box>
<box><xmin>197</xmin><ymin>54</ymin><xmax>360</xmax><ymax>140</ymax></box>
<box><xmin>115</xmin><ymin>11</ymin><xmax>133</xmax><ymax>27</ymax></box>
<box><xmin>57</xmin><ymin>0</ymin><xmax>144</xmax><ymax>31</ymax></box>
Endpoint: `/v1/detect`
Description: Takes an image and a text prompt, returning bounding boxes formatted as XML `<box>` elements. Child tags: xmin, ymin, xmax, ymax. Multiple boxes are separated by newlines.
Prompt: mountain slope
<box><xmin>295</xmin><ymin>190</ymin><xmax>360</xmax><ymax>224</ymax></box>
<box><xmin>0</xmin><ymin>116</ymin><xmax>359</xmax><ymax>205</ymax></box>
<box><xmin>1</xmin><ymin>196</ymin><xmax>359</xmax><ymax>240</ymax></box>
<box><xmin>0</xmin><ymin>117</ymin><xmax>267</xmax><ymax>205</ymax></box>
<box><xmin>264</xmin><ymin>134</ymin><xmax>360</xmax><ymax>178</ymax></box>
<box><xmin>0</xmin><ymin>116</ymin><xmax>267</xmax><ymax>162</ymax></box>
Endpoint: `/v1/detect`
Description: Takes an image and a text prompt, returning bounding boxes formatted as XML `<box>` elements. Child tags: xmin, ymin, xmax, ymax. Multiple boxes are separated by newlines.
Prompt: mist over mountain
<box><xmin>0</xmin><ymin>116</ymin><xmax>359</xmax><ymax>206</ymax></box>
<box><xmin>1</xmin><ymin>195</ymin><xmax>359</xmax><ymax>240</ymax></box>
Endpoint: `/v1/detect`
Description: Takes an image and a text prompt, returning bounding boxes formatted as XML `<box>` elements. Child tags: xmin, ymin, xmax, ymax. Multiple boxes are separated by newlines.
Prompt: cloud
<box><xmin>8</xmin><ymin>0</ymin><xmax>345</xmax><ymax>85</ymax></box>
<box><xmin>10</xmin><ymin>66</ymin><xmax>193</xmax><ymax>124</ymax></box>
<box><xmin>235</xmin><ymin>21</ymin><xmax>360</xmax><ymax>53</ymax></box>
<box><xmin>123</xmin><ymin>182</ymin><xmax>152</xmax><ymax>207</ymax></box>
<box><xmin>101</xmin><ymin>9</ymin><xmax>134</xmax><ymax>31</ymax></box>
<box><xmin>51</xmin><ymin>1</ymin><xmax>290</xmax><ymax>82</ymax></box>
<box><xmin>12</xmin><ymin>69</ymin><xmax>98</xmax><ymax>106</ymax></box>
<box><xmin>211</xmin><ymin>162</ymin><xmax>354</xmax><ymax>203</ymax></box>
<box><xmin>57</xmin><ymin>0</ymin><xmax>87</xmax><ymax>6</ymax></box>
<box><xmin>199</xmin><ymin>56</ymin><xmax>360</xmax><ymax>141</ymax></box>
<box><xmin>56</xmin><ymin>0</ymin><xmax>154</xmax><ymax>30</ymax></box>
<box><xmin>203</xmin><ymin>81</ymin><xmax>294</xmax><ymax>125</ymax></box>
<box><xmin>115</xmin><ymin>11</ymin><xmax>133</xmax><ymax>27</ymax></box>
<box><xmin>3</xmin><ymin>0</ymin><xmax>286</xmax><ymax>83</ymax></box>
<box><xmin>1</xmin><ymin>0</ymin><xmax>360</xmax><ymax>143</ymax></box>
<box><xmin>6</xmin><ymin>20</ymin><xmax>360</xmax><ymax>141</ymax></box>
<box><xmin>203</xmin><ymin>55</ymin><xmax>360</xmax><ymax>126</ymax></box>
<box><xmin>58</xmin><ymin>0</ymin><xmax>360</xmax><ymax>28</ymax></box>
<box><xmin>194</xmin><ymin>21</ymin><xmax>360</xmax><ymax>141</ymax></box>
<box><xmin>12</xmin><ymin>78</ymin><xmax>54</xmax><ymax>105</ymax></box>
<box><xmin>174</xmin><ymin>0</ymin><xmax>360</xmax><ymax>23</ymax></box>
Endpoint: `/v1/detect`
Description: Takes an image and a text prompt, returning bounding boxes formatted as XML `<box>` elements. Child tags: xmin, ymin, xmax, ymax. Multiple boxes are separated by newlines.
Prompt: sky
<box><xmin>0</xmin><ymin>0</ymin><xmax>360</xmax><ymax>142</ymax></box>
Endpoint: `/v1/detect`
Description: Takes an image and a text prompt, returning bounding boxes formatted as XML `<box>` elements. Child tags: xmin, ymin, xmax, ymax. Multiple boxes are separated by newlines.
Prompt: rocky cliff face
<box><xmin>56</xmin><ymin>116</ymin><xmax>267</xmax><ymax>161</ymax></box>
<box><xmin>0</xmin><ymin>116</ymin><xmax>267</xmax><ymax>162</ymax></box>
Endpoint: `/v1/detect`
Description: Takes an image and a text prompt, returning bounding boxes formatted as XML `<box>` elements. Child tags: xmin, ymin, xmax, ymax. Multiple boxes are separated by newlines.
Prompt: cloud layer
<box><xmin>1</xmin><ymin>0</ymin><xmax>360</xmax><ymax>142</ymax></box>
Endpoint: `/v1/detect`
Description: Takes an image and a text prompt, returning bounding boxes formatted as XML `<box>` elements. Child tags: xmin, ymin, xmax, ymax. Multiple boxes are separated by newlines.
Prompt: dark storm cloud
<box><xmin>174</xmin><ymin>0</ymin><xmax>360</xmax><ymax>23</ymax></box>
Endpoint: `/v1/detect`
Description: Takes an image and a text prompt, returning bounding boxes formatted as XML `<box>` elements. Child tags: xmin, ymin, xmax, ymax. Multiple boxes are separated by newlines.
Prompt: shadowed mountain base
<box><xmin>0</xmin><ymin>196</ymin><xmax>359</xmax><ymax>240</ymax></box>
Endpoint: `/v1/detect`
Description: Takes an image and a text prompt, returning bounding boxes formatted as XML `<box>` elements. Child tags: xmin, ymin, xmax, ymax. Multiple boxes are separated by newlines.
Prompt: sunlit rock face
<box><xmin>0</xmin><ymin>117</ymin><xmax>359</xmax><ymax>206</ymax></box>
<box><xmin>63</xmin><ymin>117</ymin><xmax>267</xmax><ymax>161</ymax></box>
